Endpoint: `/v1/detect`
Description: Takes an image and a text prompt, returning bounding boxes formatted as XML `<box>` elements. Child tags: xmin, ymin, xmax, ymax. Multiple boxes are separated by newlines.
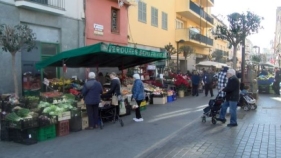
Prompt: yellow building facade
<box><xmin>211</xmin><ymin>15</ymin><xmax>231</xmax><ymax>63</ymax></box>
<box><xmin>127</xmin><ymin>0</ymin><xmax>214</xmax><ymax>71</ymax></box>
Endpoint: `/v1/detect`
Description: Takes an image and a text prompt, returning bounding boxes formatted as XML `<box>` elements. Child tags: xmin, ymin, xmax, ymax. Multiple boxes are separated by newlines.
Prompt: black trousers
<box><xmin>273</xmin><ymin>81</ymin><xmax>280</xmax><ymax>95</ymax></box>
<box><xmin>86</xmin><ymin>104</ymin><xmax>99</xmax><ymax>127</ymax></box>
<box><xmin>192</xmin><ymin>84</ymin><xmax>199</xmax><ymax>96</ymax></box>
<box><xmin>204</xmin><ymin>83</ymin><xmax>213</xmax><ymax>96</ymax></box>
<box><xmin>135</xmin><ymin>100</ymin><xmax>142</xmax><ymax>119</ymax></box>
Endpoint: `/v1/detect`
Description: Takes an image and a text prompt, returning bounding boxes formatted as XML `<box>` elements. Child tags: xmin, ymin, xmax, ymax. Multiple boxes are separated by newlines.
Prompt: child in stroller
<box><xmin>202</xmin><ymin>93</ymin><xmax>224</xmax><ymax>124</ymax></box>
<box><xmin>238</xmin><ymin>83</ymin><xmax>257</xmax><ymax>111</ymax></box>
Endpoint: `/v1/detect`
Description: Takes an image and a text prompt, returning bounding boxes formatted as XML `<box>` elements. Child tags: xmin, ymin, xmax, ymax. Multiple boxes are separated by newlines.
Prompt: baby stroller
<box><xmin>202</xmin><ymin>93</ymin><xmax>224</xmax><ymax>124</ymax></box>
<box><xmin>238</xmin><ymin>92</ymin><xmax>257</xmax><ymax>111</ymax></box>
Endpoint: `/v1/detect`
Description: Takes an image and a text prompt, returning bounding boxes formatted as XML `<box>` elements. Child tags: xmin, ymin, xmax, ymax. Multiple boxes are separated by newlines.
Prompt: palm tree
<box><xmin>251</xmin><ymin>55</ymin><xmax>261</xmax><ymax>64</ymax></box>
<box><xmin>212</xmin><ymin>49</ymin><xmax>224</xmax><ymax>62</ymax></box>
<box><xmin>179</xmin><ymin>45</ymin><xmax>194</xmax><ymax>71</ymax></box>
<box><xmin>164</xmin><ymin>43</ymin><xmax>177</xmax><ymax>70</ymax></box>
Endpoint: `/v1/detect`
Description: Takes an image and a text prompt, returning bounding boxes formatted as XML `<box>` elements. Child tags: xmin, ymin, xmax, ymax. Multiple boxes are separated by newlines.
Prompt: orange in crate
<box><xmin>56</xmin><ymin>120</ymin><xmax>70</xmax><ymax>137</ymax></box>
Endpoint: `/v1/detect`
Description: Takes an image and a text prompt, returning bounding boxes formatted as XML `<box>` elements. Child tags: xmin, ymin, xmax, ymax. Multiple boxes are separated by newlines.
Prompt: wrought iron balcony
<box><xmin>190</xmin><ymin>1</ymin><xmax>214</xmax><ymax>24</ymax></box>
<box><xmin>189</xmin><ymin>29</ymin><xmax>213</xmax><ymax>46</ymax></box>
<box><xmin>15</xmin><ymin>0</ymin><xmax>65</xmax><ymax>14</ymax></box>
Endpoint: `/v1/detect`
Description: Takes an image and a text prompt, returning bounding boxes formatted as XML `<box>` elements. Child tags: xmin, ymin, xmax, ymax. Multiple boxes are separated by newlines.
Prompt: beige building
<box><xmin>274</xmin><ymin>7</ymin><xmax>281</xmax><ymax>67</ymax></box>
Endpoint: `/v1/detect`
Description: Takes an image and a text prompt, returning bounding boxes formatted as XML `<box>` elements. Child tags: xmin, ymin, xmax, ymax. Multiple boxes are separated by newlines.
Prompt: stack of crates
<box><xmin>37</xmin><ymin>125</ymin><xmax>56</xmax><ymax>142</ymax></box>
<box><xmin>57</xmin><ymin>120</ymin><xmax>69</xmax><ymax>136</ymax></box>
<box><xmin>9</xmin><ymin>128</ymin><xmax>37</xmax><ymax>145</ymax></box>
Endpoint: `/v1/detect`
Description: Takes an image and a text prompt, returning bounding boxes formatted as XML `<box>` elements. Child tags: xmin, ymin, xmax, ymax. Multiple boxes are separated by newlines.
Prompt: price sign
<box><xmin>43</xmin><ymin>78</ymin><xmax>50</xmax><ymax>86</ymax></box>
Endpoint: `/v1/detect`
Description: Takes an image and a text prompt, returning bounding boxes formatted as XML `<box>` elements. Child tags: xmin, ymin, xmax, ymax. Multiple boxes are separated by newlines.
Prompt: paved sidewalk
<box><xmin>137</xmin><ymin>94</ymin><xmax>281</xmax><ymax>158</ymax></box>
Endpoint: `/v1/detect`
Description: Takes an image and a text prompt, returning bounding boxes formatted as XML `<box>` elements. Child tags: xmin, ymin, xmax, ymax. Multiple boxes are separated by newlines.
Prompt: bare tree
<box><xmin>179</xmin><ymin>45</ymin><xmax>194</xmax><ymax>71</ymax></box>
<box><xmin>0</xmin><ymin>24</ymin><xmax>36</xmax><ymax>97</ymax></box>
<box><xmin>214</xmin><ymin>11</ymin><xmax>263</xmax><ymax>69</ymax></box>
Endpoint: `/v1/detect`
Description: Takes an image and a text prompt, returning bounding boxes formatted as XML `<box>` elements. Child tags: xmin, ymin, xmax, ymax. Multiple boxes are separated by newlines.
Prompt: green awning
<box><xmin>36</xmin><ymin>42</ymin><xmax>167</xmax><ymax>70</ymax></box>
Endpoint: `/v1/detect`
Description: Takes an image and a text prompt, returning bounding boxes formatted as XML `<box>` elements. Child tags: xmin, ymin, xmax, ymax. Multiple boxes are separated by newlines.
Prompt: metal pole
<box><xmin>241</xmin><ymin>17</ymin><xmax>246</xmax><ymax>83</ymax></box>
<box><xmin>177</xmin><ymin>42</ymin><xmax>179</xmax><ymax>73</ymax></box>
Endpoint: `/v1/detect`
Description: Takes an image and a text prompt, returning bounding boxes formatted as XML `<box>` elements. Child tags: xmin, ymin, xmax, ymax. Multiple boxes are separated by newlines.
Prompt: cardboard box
<box><xmin>82</xmin><ymin>116</ymin><xmax>89</xmax><ymax>130</ymax></box>
<box><xmin>58</xmin><ymin>111</ymin><xmax>71</xmax><ymax>121</ymax></box>
<box><xmin>153</xmin><ymin>97</ymin><xmax>167</xmax><ymax>105</ymax></box>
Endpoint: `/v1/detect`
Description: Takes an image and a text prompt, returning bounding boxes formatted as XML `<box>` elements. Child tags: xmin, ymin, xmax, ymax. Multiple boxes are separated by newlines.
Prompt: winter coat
<box><xmin>223</xmin><ymin>76</ymin><xmax>240</xmax><ymax>102</ymax></box>
<box><xmin>191</xmin><ymin>75</ymin><xmax>201</xmax><ymax>85</ymax></box>
<box><xmin>103</xmin><ymin>78</ymin><xmax>121</xmax><ymax>97</ymax></box>
<box><xmin>82</xmin><ymin>79</ymin><xmax>103</xmax><ymax>105</ymax></box>
<box><xmin>132</xmin><ymin>79</ymin><xmax>145</xmax><ymax>101</ymax></box>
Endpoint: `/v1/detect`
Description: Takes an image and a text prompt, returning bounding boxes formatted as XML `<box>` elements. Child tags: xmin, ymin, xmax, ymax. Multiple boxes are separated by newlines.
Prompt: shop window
<box><xmin>41</xmin><ymin>43</ymin><xmax>57</xmax><ymax>55</ymax></box>
<box><xmin>111</xmin><ymin>8</ymin><xmax>120</xmax><ymax>33</ymax></box>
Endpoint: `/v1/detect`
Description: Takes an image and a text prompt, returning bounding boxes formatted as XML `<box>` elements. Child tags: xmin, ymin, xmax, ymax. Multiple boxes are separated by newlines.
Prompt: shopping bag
<box><xmin>131</xmin><ymin>100</ymin><xmax>139</xmax><ymax>109</ymax></box>
<box><xmin>111</xmin><ymin>94</ymin><xmax>118</xmax><ymax>106</ymax></box>
<box><xmin>140</xmin><ymin>101</ymin><xmax>146</xmax><ymax>107</ymax></box>
<box><xmin>119</xmin><ymin>101</ymin><xmax>126</xmax><ymax>115</ymax></box>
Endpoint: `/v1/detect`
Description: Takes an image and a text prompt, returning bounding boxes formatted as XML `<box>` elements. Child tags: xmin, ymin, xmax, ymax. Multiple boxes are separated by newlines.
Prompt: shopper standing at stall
<box><xmin>132</xmin><ymin>74</ymin><xmax>145</xmax><ymax>122</ymax></box>
<box><xmin>102</xmin><ymin>72</ymin><xmax>121</xmax><ymax>116</ymax></box>
<box><xmin>82</xmin><ymin>72</ymin><xmax>103</xmax><ymax>130</ymax></box>
<box><xmin>191</xmin><ymin>70</ymin><xmax>201</xmax><ymax>96</ymax></box>
<box><xmin>203</xmin><ymin>69</ymin><xmax>214</xmax><ymax>97</ymax></box>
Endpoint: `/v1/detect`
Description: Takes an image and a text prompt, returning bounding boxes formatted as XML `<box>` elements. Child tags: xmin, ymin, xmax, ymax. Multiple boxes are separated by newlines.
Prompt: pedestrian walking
<box><xmin>82</xmin><ymin>72</ymin><xmax>103</xmax><ymax>130</ymax></box>
<box><xmin>131</xmin><ymin>74</ymin><xmax>145</xmax><ymax>122</ymax></box>
<box><xmin>217</xmin><ymin>69</ymin><xmax>240</xmax><ymax>127</ymax></box>
<box><xmin>203</xmin><ymin>69</ymin><xmax>214</xmax><ymax>97</ymax></box>
<box><xmin>191</xmin><ymin>70</ymin><xmax>201</xmax><ymax>96</ymax></box>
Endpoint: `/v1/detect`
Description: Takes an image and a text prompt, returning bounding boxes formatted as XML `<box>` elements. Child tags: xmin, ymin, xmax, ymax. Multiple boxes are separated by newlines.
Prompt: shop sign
<box><xmin>43</xmin><ymin>78</ymin><xmax>50</xmax><ymax>86</ymax></box>
<box><xmin>94</xmin><ymin>23</ymin><xmax>104</xmax><ymax>36</ymax></box>
<box><xmin>103</xmin><ymin>44</ymin><xmax>167</xmax><ymax>58</ymax></box>
<box><xmin>147</xmin><ymin>65</ymin><xmax>156</xmax><ymax>70</ymax></box>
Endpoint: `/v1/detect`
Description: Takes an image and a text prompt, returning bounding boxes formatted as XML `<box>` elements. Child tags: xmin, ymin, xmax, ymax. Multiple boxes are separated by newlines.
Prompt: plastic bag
<box><xmin>131</xmin><ymin>100</ymin><xmax>138</xmax><ymax>109</ymax></box>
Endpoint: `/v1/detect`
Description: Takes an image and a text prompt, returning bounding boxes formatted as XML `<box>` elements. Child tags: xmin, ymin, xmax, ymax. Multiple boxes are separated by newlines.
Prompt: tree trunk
<box><xmin>232</xmin><ymin>45</ymin><xmax>237</xmax><ymax>70</ymax></box>
<box><xmin>12</xmin><ymin>53</ymin><xmax>19</xmax><ymax>98</ymax></box>
<box><xmin>185</xmin><ymin>58</ymin><xmax>187</xmax><ymax>72</ymax></box>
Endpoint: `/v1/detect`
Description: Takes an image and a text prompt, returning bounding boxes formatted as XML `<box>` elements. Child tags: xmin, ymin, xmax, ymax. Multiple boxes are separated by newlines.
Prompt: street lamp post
<box><xmin>176</xmin><ymin>39</ymin><xmax>185</xmax><ymax>73</ymax></box>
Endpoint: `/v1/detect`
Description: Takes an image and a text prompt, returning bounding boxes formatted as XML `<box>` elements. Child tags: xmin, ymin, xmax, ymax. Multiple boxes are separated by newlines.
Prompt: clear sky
<box><xmin>212</xmin><ymin>0</ymin><xmax>281</xmax><ymax>49</ymax></box>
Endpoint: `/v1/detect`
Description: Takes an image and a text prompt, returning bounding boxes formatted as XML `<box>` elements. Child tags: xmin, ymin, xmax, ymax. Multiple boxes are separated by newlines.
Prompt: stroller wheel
<box><xmin>212</xmin><ymin>119</ymin><xmax>217</xmax><ymax>125</ymax></box>
<box><xmin>251</xmin><ymin>104</ymin><xmax>257</xmax><ymax>110</ymax></box>
<box><xmin>202</xmin><ymin>116</ymin><xmax>206</xmax><ymax>123</ymax></box>
<box><xmin>243</xmin><ymin>105</ymin><xmax>250</xmax><ymax>111</ymax></box>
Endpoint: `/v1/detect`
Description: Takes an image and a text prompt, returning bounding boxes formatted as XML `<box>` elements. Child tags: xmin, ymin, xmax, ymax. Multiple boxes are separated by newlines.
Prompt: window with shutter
<box><xmin>138</xmin><ymin>1</ymin><xmax>147</xmax><ymax>23</ymax></box>
<box><xmin>162</xmin><ymin>12</ymin><xmax>168</xmax><ymax>30</ymax></box>
<box><xmin>151</xmin><ymin>7</ymin><xmax>158</xmax><ymax>27</ymax></box>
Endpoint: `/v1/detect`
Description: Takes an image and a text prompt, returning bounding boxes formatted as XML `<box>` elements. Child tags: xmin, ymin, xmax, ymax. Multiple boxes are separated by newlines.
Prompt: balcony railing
<box><xmin>189</xmin><ymin>29</ymin><xmax>213</xmax><ymax>46</ymax></box>
<box><xmin>15</xmin><ymin>0</ymin><xmax>65</xmax><ymax>10</ymax></box>
<box><xmin>190</xmin><ymin>1</ymin><xmax>214</xmax><ymax>24</ymax></box>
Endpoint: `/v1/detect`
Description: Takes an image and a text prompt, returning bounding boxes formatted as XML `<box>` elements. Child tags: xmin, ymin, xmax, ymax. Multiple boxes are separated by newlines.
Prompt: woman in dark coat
<box><xmin>191</xmin><ymin>70</ymin><xmax>201</xmax><ymax>96</ymax></box>
<box><xmin>131</xmin><ymin>74</ymin><xmax>145</xmax><ymax>122</ymax></box>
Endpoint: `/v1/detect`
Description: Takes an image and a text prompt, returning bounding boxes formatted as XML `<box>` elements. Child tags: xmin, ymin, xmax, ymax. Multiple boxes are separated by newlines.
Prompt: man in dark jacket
<box><xmin>203</xmin><ymin>69</ymin><xmax>214</xmax><ymax>97</ymax></box>
<box><xmin>273</xmin><ymin>68</ymin><xmax>280</xmax><ymax>95</ymax></box>
<box><xmin>217</xmin><ymin>69</ymin><xmax>240</xmax><ymax>127</ymax></box>
<box><xmin>82</xmin><ymin>72</ymin><xmax>103</xmax><ymax>130</ymax></box>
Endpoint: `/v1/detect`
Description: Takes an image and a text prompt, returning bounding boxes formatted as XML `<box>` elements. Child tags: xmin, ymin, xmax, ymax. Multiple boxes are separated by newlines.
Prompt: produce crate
<box><xmin>38</xmin><ymin>115</ymin><xmax>58</xmax><ymax>127</ymax></box>
<box><xmin>57</xmin><ymin>111</ymin><xmax>71</xmax><ymax>121</ymax></box>
<box><xmin>70</xmin><ymin>116</ymin><xmax>82</xmax><ymax>132</ymax></box>
<box><xmin>9</xmin><ymin>118</ymin><xmax>39</xmax><ymax>130</ymax></box>
<box><xmin>9</xmin><ymin>128</ymin><xmax>37</xmax><ymax>145</ymax></box>
<box><xmin>37</xmin><ymin>124</ymin><xmax>56</xmax><ymax>142</ymax></box>
<box><xmin>56</xmin><ymin>120</ymin><xmax>69</xmax><ymax>136</ymax></box>
<box><xmin>71</xmin><ymin>108</ymin><xmax>81</xmax><ymax>118</ymax></box>
<box><xmin>0</xmin><ymin>121</ymin><xmax>10</xmax><ymax>141</ymax></box>
<box><xmin>82</xmin><ymin>116</ymin><xmax>89</xmax><ymax>130</ymax></box>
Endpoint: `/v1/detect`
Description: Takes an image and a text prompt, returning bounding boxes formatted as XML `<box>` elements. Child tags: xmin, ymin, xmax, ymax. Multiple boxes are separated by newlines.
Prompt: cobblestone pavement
<box><xmin>137</xmin><ymin>94</ymin><xmax>281</xmax><ymax>158</ymax></box>
<box><xmin>0</xmin><ymin>93</ymin><xmax>280</xmax><ymax>158</ymax></box>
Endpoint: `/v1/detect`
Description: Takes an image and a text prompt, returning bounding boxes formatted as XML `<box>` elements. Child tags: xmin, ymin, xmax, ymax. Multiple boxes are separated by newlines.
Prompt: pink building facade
<box><xmin>85</xmin><ymin>0</ymin><xmax>129</xmax><ymax>46</ymax></box>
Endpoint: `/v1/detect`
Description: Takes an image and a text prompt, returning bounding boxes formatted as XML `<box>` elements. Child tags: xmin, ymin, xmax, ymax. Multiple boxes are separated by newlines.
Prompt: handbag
<box><xmin>119</xmin><ymin>101</ymin><xmax>126</xmax><ymax>115</ymax></box>
<box><xmin>131</xmin><ymin>100</ymin><xmax>139</xmax><ymax>109</ymax></box>
<box><xmin>111</xmin><ymin>94</ymin><xmax>118</xmax><ymax>106</ymax></box>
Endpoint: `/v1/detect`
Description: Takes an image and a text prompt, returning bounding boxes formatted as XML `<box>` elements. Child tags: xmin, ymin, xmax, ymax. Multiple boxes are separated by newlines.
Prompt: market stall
<box><xmin>0</xmin><ymin>42</ymin><xmax>168</xmax><ymax>145</ymax></box>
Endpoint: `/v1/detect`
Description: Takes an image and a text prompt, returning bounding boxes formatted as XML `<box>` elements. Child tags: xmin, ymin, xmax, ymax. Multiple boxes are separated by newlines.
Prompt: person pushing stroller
<box><xmin>216</xmin><ymin>69</ymin><xmax>240</xmax><ymax>127</ymax></box>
